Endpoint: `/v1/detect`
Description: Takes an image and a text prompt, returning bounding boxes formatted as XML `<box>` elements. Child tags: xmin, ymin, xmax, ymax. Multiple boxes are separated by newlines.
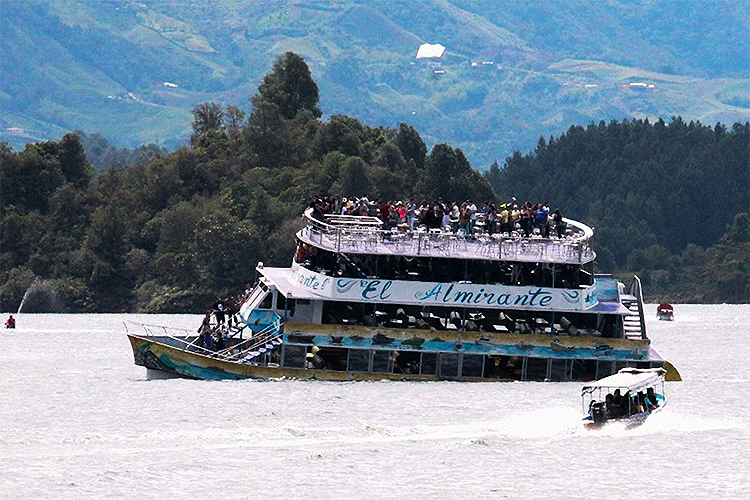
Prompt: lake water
<box><xmin>2</xmin><ymin>305</ymin><xmax>749</xmax><ymax>499</ymax></box>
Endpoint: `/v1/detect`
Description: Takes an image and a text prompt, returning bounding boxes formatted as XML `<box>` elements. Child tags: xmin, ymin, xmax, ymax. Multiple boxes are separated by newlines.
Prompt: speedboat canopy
<box><xmin>582</xmin><ymin>367</ymin><xmax>666</xmax><ymax>394</ymax></box>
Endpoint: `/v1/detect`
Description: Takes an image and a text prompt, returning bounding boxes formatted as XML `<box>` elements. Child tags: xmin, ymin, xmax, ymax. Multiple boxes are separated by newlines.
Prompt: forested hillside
<box><xmin>487</xmin><ymin>119</ymin><xmax>749</xmax><ymax>302</ymax></box>
<box><xmin>1</xmin><ymin>54</ymin><xmax>747</xmax><ymax>312</ymax></box>
<box><xmin>0</xmin><ymin>53</ymin><xmax>493</xmax><ymax>312</ymax></box>
<box><xmin>2</xmin><ymin>0</ymin><xmax>749</xmax><ymax>167</ymax></box>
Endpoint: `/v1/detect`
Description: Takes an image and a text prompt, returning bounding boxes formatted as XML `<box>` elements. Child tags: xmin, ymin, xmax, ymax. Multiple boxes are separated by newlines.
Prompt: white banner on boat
<box><xmin>289</xmin><ymin>264</ymin><xmax>594</xmax><ymax>312</ymax></box>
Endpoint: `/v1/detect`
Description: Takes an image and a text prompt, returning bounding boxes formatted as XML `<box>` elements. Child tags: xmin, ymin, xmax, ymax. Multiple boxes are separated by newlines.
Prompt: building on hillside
<box><xmin>416</xmin><ymin>43</ymin><xmax>445</xmax><ymax>59</ymax></box>
<box><xmin>629</xmin><ymin>82</ymin><xmax>656</xmax><ymax>91</ymax></box>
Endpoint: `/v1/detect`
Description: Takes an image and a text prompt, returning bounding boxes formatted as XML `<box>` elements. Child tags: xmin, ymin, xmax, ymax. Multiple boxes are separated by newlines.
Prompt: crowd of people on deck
<box><xmin>196</xmin><ymin>285</ymin><xmax>255</xmax><ymax>351</ymax></box>
<box><xmin>602</xmin><ymin>387</ymin><xmax>660</xmax><ymax>418</ymax></box>
<box><xmin>309</xmin><ymin>195</ymin><xmax>568</xmax><ymax>238</ymax></box>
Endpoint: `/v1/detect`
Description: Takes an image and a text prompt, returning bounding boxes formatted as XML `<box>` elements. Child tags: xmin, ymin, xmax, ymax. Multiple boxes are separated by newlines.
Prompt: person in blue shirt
<box><xmin>534</xmin><ymin>203</ymin><xmax>549</xmax><ymax>237</ymax></box>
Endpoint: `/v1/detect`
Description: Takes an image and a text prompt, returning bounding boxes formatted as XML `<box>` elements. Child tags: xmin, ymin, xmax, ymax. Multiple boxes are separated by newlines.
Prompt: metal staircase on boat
<box><xmin>622</xmin><ymin>275</ymin><xmax>647</xmax><ymax>340</ymax></box>
<box><xmin>237</xmin><ymin>327</ymin><xmax>283</xmax><ymax>363</ymax></box>
<box><xmin>228</xmin><ymin>291</ymin><xmax>284</xmax><ymax>363</ymax></box>
<box><xmin>241</xmin><ymin>283</ymin><xmax>271</xmax><ymax>314</ymax></box>
<box><xmin>224</xmin><ymin>283</ymin><xmax>272</xmax><ymax>339</ymax></box>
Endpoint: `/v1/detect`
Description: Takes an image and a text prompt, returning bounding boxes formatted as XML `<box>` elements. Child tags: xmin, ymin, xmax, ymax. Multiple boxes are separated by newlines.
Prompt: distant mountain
<box><xmin>2</xmin><ymin>0</ymin><xmax>749</xmax><ymax>167</ymax></box>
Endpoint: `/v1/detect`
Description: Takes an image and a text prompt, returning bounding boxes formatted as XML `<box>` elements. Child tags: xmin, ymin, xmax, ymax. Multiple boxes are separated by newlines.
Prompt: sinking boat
<box><xmin>128</xmin><ymin>206</ymin><xmax>680</xmax><ymax>382</ymax></box>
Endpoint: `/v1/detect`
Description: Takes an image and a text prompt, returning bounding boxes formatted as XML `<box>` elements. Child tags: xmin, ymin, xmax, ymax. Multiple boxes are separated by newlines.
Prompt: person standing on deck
<box><xmin>534</xmin><ymin>203</ymin><xmax>549</xmax><ymax>237</ymax></box>
<box><xmin>213</xmin><ymin>300</ymin><xmax>226</xmax><ymax>328</ymax></box>
<box><xmin>197</xmin><ymin>312</ymin><xmax>212</xmax><ymax>348</ymax></box>
<box><xmin>468</xmin><ymin>200</ymin><xmax>478</xmax><ymax>233</ymax></box>
<box><xmin>406</xmin><ymin>199</ymin><xmax>417</xmax><ymax>230</ymax></box>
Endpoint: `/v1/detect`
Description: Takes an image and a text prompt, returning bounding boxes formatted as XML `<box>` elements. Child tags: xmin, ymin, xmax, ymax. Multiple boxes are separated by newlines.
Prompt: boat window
<box><xmin>317</xmin><ymin>347</ymin><xmax>347</xmax><ymax>370</ymax></box>
<box><xmin>259</xmin><ymin>292</ymin><xmax>273</xmax><ymax>309</ymax></box>
<box><xmin>571</xmin><ymin>359</ymin><xmax>597</xmax><ymax>380</ymax></box>
<box><xmin>596</xmin><ymin>360</ymin><xmax>614</xmax><ymax>379</ymax></box>
<box><xmin>372</xmin><ymin>351</ymin><xmax>393</xmax><ymax>373</ymax></box>
<box><xmin>461</xmin><ymin>354</ymin><xmax>484</xmax><ymax>378</ymax></box>
<box><xmin>482</xmin><ymin>355</ymin><xmax>522</xmax><ymax>379</ymax></box>
<box><xmin>277</xmin><ymin>294</ymin><xmax>296</xmax><ymax>316</ymax></box>
<box><xmin>347</xmin><ymin>349</ymin><xmax>370</xmax><ymax>372</ymax></box>
<box><xmin>439</xmin><ymin>353</ymin><xmax>460</xmax><ymax>378</ymax></box>
<box><xmin>394</xmin><ymin>351</ymin><xmax>421</xmax><ymax>375</ymax></box>
<box><xmin>281</xmin><ymin>345</ymin><xmax>306</xmax><ymax>368</ymax></box>
<box><xmin>549</xmin><ymin>359</ymin><xmax>569</xmax><ymax>381</ymax></box>
<box><xmin>420</xmin><ymin>353</ymin><xmax>437</xmax><ymax>375</ymax></box>
<box><xmin>525</xmin><ymin>357</ymin><xmax>548</xmax><ymax>381</ymax></box>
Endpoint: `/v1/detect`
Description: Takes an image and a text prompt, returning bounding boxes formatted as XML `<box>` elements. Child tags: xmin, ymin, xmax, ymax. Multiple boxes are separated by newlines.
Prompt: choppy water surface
<box><xmin>1</xmin><ymin>306</ymin><xmax>749</xmax><ymax>499</ymax></box>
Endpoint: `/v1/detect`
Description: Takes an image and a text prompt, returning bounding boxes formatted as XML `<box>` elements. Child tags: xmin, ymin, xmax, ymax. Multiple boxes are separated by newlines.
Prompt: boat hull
<box><xmin>583</xmin><ymin>407</ymin><xmax>660</xmax><ymax>429</ymax></box>
<box><xmin>128</xmin><ymin>324</ymin><xmax>680</xmax><ymax>382</ymax></box>
<box><xmin>128</xmin><ymin>334</ymin><xmax>481</xmax><ymax>382</ymax></box>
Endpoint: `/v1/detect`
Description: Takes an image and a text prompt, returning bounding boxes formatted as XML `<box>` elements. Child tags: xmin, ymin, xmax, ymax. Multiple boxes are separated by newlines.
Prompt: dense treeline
<box><xmin>1</xmin><ymin>53</ymin><xmax>747</xmax><ymax>312</ymax></box>
<box><xmin>487</xmin><ymin>119</ymin><xmax>749</xmax><ymax>302</ymax></box>
<box><xmin>0</xmin><ymin>53</ymin><xmax>493</xmax><ymax>312</ymax></box>
<box><xmin>74</xmin><ymin>131</ymin><xmax>167</xmax><ymax>173</ymax></box>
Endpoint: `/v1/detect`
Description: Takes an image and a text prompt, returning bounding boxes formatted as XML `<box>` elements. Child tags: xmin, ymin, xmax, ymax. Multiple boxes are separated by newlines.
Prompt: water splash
<box><xmin>575</xmin><ymin>408</ymin><xmax>740</xmax><ymax>439</ymax></box>
<box><xmin>16</xmin><ymin>279</ymin><xmax>63</xmax><ymax>313</ymax></box>
<box><xmin>17</xmin><ymin>285</ymin><xmax>31</xmax><ymax>313</ymax></box>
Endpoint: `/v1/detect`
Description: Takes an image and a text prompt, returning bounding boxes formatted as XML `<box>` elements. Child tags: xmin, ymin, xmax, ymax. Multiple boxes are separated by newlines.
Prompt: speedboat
<box><xmin>582</xmin><ymin>367</ymin><xmax>666</xmax><ymax>429</ymax></box>
<box><xmin>657</xmin><ymin>303</ymin><xmax>674</xmax><ymax>321</ymax></box>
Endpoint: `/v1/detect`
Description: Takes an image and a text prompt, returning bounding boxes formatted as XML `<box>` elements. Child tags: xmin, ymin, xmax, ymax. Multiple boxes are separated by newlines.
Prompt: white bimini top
<box><xmin>582</xmin><ymin>368</ymin><xmax>666</xmax><ymax>393</ymax></box>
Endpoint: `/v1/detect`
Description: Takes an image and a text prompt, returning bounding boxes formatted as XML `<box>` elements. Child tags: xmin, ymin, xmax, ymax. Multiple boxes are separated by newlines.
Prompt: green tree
<box><xmin>225</xmin><ymin>105</ymin><xmax>245</xmax><ymax>137</ymax></box>
<box><xmin>722</xmin><ymin>213</ymin><xmax>750</xmax><ymax>243</ymax></box>
<box><xmin>1</xmin><ymin>144</ymin><xmax>64</xmax><ymax>213</ymax></box>
<box><xmin>245</xmin><ymin>100</ymin><xmax>288</xmax><ymax>169</ymax></box>
<box><xmin>85</xmin><ymin>203</ymin><xmax>133</xmax><ymax>310</ymax></box>
<box><xmin>395</xmin><ymin>123</ymin><xmax>427</xmax><ymax>170</ymax></box>
<box><xmin>419</xmin><ymin>144</ymin><xmax>494</xmax><ymax>202</ymax></box>
<box><xmin>252</xmin><ymin>52</ymin><xmax>321</xmax><ymax>120</ymax></box>
<box><xmin>334</xmin><ymin>157</ymin><xmax>373</xmax><ymax>197</ymax></box>
<box><xmin>194</xmin><ymin>209</ymin><xmax>261</xmax><ymax>291</ymax></box>
<box><xmin>58</xmin><ymin>133</ymin><xmax>94</xmax><ymax>188</ymax></box>
<box><xmin>191</xmin><ymin>102</ymin><xmax>225</xmax><ymax>143</ymax></box>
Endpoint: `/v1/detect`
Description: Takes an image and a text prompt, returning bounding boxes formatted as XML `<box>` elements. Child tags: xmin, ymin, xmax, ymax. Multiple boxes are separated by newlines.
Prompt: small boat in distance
<box><xmin>657</xmin><ymin>303</ymin><xmax>674</xmax><ymax>321</ymax></box>
<box><xmin>582</xmin><ymin>367</ymin><xmax>666</xmax><ymax>429</ymax></box>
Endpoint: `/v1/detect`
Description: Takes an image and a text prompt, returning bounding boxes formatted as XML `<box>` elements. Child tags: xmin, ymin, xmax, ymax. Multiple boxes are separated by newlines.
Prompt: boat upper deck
<box><xmin>299</xmin><ymin>208</ymin><xmax>596</xmax><ymax>265</ymax></box>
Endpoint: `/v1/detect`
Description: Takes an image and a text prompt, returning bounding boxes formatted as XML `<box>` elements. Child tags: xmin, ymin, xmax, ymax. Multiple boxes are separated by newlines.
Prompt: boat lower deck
<box><xmin>128</xmin><ymin>321</ymin><xmax>679</xmax><ymax>382</ymax></box>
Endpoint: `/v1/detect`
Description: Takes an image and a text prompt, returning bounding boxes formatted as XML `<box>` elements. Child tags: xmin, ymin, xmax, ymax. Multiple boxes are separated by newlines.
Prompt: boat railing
<box><xmin>125</xmin><ymin>315</ymin><xmax>284</xmax><ymax>362</ymax></box>
<box><xmin>124</xmin><ymin>321</ymin><xmax>219</xmax><ymax>357</ymax></box>
<box><xmin>300</xmin><ymin>208</ymin><xmax>595</xmax><ymax>264</ymax></box>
